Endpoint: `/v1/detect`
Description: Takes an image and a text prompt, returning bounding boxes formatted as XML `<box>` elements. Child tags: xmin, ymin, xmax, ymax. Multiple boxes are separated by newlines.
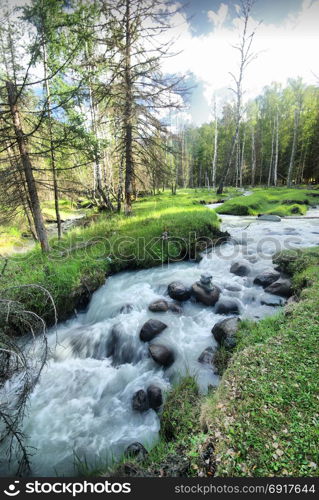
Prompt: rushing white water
<box><xmin>1</xmin><ymin>206</ymin><xmax>318</xmax><ymax>477</ymax></box>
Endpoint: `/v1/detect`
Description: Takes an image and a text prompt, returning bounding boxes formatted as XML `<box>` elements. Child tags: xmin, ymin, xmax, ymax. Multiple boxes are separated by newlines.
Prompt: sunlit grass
<box><xmin>217</xmin><ymin>187</ymin><xmax>319</xmax><ymax>216</ymax></box>
<box><xmin>0</xmin><ymin>189</ymin><xmax>223</xmax><ymax>327</ymax></box>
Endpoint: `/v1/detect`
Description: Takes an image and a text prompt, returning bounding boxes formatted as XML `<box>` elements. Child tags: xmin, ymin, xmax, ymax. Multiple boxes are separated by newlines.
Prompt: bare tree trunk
<box><xmin>287</xmin><ymin>108</ymin><xmax>300</xmax><ymax>187</ymax></box>
<box><xmin>188</xmin><ymin>154</ymin><xmax>194</xmax><ymax>188</ymax></box>
<box><xmin>300</xmin><ymin>142</ymin><xmax>308</xmax><ymax>183</ymax></box>
<box><xmin>42</xmin><ymin>37</ymin><xmax>62</xmax><ymax>238</ymax></box>
<box><xmin>212</xmin><ymin>111</ymin><xmax>218</xmax><ymax>189</ymax></box>
<box><xmin>199</xmin><ymin>161</ymin><xmax>203</xmax><ymax>187</ymax></box>
<box><xmin>267</xmin><ymin>119</ymin><xmax>275</xmax><ymax>187</ymax></box>
<box><xmin>217</xmin><ymin>0</ymin><xmax>257</xmax><ymax>194</ymax></box>
<box><xmin>7</xmin><ymin>143</ymin><xmax>37</xmax><ymax>239</ymax></box>
<box><xmin>235</xmin><ymin>136</ymin><xmax>240</xmax><ymax>187</ymax></box>
<box><xmin>217</xmin><ymin>126</ymin><xmax>239</xmax><ymax>194</ymax></box>
<box><xmin>117</xmin><ymin>157</ymin><xmax>124</xmax><ymax>212</ymax></box>
<box><xmin>240</xmin><ymin>129</ymin><xmax>245</xmax><ymax>187</ymax></box>
<box><xmin>6</xmin><ymin>80</ymin><xmax>49</xmax><ymax>252</ymax></box>
<box><xmin>251</xmin><ymin>126</ymin><xmax>256</xmax><ymax>186</ymax></box>
<box><xmin>124</xmin><ymin>0</ymin><xmax>134</xmax><ymax>215</ymax></box>
<box><xmin>273</xmin><ymin>112</ymin><xmax>279</xmax><ymax>186</ymax></box>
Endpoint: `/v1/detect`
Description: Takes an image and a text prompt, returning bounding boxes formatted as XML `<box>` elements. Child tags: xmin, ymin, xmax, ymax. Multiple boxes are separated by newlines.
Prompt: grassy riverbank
<box><xmin>0</xmin><ymin>189</ymin><xmax>225</xmax><ymax>331</ymax></box>
<box><xmin>201</xmin><ymin>247</ymin><xmax>319</xmax><ymax>477</ymax></box>
<box><xmin>111</xmin><ymin>247</ymin><xmax>319</xmax><ymax>477</ymax></box>
<box><xmin>216</xmin><ymin>187</ymin><xmax>319</xmax><ymax>216</ymax></box>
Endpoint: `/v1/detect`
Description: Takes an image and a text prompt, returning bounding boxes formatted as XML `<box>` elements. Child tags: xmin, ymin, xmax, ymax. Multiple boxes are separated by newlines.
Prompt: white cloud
<box><xmin>161</xmin><ymin>0</ymin><xmax>319</xmax><ymax>123</ymax></box>
<box><xmin>207</xmin><ymin>3</ymin><xmax>228</xmax><ymax>28</ymax></box>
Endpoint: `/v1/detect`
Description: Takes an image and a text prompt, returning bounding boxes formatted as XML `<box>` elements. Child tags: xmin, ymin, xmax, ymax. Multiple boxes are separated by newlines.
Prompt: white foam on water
<box><xmin>0</xmin><ymin>206</ymin><xmax>318</xmax><ymax>476</ymax></box>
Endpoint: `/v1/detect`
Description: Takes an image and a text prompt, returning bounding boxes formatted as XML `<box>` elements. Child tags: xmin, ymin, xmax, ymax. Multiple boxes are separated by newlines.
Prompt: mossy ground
<box><xmin>216</xmin><ymin>187</ymin><xmax>319</xmax><ymax>216</ymax></box>
<box><xmin>0</xmin><ymin>189</ymin><xmax>226</xmax><ymax>330</ymax></box>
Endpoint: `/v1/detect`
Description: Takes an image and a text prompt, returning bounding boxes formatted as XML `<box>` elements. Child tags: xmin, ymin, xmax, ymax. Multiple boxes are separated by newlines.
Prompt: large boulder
<box><xmin>167</xmin><ymin>281</ymin><xmax>192</xmax><ymax>301</ymax></box>
<box><xmin>257</xmin><ymin>214</ymin><xmax>281</xmax><ymax>222</ymax></box>
<box><xmin>140</xmin><ymin>319</ymin><xmax>167</xmax><ymax>342</ymax></box>
<box><xmin>198</xmin><ymin>347</ymin><xmax>214</xmax><ymax>364</ymax></box>
<box><xmin>230</xmin><ymin>260</ymin><xmax>251</xmax><ymax>277</ymax></box>
<box><xmin>254</xmin><ymin>269</ymin><xmax>281</xmax><ymax>288</ymax></box>
<box><xmin>147</xmin><ymin>385</ymin><xmax>163</xmax><ymax>411</ymax></box>
<box><xmin>265</xmin><ymin>278</ymin><xmax>293</xmax><ymax>297</ymax></box>
<box><xmin>212</xmin><ymin>317</ymin><xmax>240</xmax><ymax>349</ymax></box>
<box><xmin>149</xmin><ymin>344</ymin><xmax>175</xmax><ymax>367</ymax></box>
<box><xmin>132</xmin><ymin>390</ymin><xmax>150</xmax><ymax>412</ymax></box>
<box><xmin>215</xmin><ymin>297</ymin><xmax>242</xmax><ymax>315</ymax></box>
<box><xmin>148</xmin><ymin>299</ymin><xmax>169</xmax><ymax>312</ymax></box>
<box><xmin>125</xmin><ymin>442</ymin><xmax>148</xmax><ymax>461</ymax></box>
<box><xmin>191</xmin><ymin>283</ymin><xmax>221</xmax><ymax>306</ymax></box>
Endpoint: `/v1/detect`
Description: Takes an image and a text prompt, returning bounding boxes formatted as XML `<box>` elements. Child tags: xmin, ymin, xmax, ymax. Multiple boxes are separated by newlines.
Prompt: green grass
<box><xmin>0</xmin><ymin>189</ymin><xmax>224</xmax><ymax>330</ymax></box>
<box><xmin>0</xmin><ymin>199</ymin><xmax>87</xmax><ymax>256</ymax></box>
<box><xmin>216</xmin><ymin>187</ymin><xmax>319</xmax><ymax>216</ymax></box>
<box><xmin>108</xmin><ymin>376</ymin><xmax>207</xmax><ymax>477</ymax></box>
<box><xmin>200</xmin><ymin>247</ymin><xmax>319</xmax><ymax>476</ymax></box>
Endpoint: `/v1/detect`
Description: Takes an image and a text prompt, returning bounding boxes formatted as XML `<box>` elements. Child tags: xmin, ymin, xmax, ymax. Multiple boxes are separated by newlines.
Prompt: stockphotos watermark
<box><xmin>7</xmin><ymin>232</ymin><xmax>303</xmax><ymax>265</ymax></box>
<box><xmin>3</xmin><ymin>480</ymin><xmax>131</xmax><ymax>497</ymax></box>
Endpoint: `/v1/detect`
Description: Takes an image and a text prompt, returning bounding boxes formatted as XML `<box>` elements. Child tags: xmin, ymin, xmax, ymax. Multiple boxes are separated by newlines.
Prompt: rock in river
<box><xmin>230</xmin><ymin>260</ymin><xmax>251</xmax><ymax>276</ymax></box>
<box><xmin>168</xmin><ymin>303</ymin><xmax>183</xmax><ymax>313</ymax></box>
<box><xmin>140</xmin><ymin>319</ymin><xmax>167</xmax><ymax>342</ymax></box>
<box><xmin>212</xmin><ymin>317</ymin><xmax>240</xmax><ymax>349</ymax></box>
<box><xmin>119</xmin><ymin>304</ymin><xmax>134</xmax><ymax>314</ymax></box>
<box><xmin>148</xmin><ymin>299</ymin><xmax>169</xmax><ymax>312</ymax></box>
<box><xmin>132</xmin><ymin>390</ymin><xmax>150</xmax><ymax>412</ymax></box>
<box><xmin>253</xmin><ymin>269</ymin><xmax>281</xmax><ymax>288</ymax></box>
<box><xmin>191</xmin><ymin>282</ymin><xmax>221</xmax><ymax>306</ymax></box>
<box><xmin>149</xmin><ymin>344</ymin><xmax>175</xmax><ymax>367</ymax></box>
<box><xmin>260</xmin><ymin>294</ymin><xmax>285</xmax><ymax>307</ymax></box>
<box><xmin>224</xmin><ymin>283</ymin><xmax>242</xmax><ymax>292</ymax></box>
<box><xmin>125</xmin><ymin>442</ymin><xmax>148</xmax><ymax>460</ymax></box>
<box><xmin>198</xmin><ymin>347</ymin><xmax>214</xmax><ymax>364</ymax></box>
<box><xmin>264</xmin><ymin>278</ymin><xmax>293</xmax><ymax>297</ymax></box>
<box><xmin>167</xmin><ymin>281</ymin><xmax>192</xmax><ymax>301</ymax></box>
<box><xmin>257</xmin><ymin>214</ymin><xmax>281</xmax><ymax>222</ymax></box>
<box><xmin>215</xmin><ymin>297</ymin><xmax>242</xmax><ymax>315</ymax></box>
<box><xmin>148</xmin><ymin>299</ymin><xmax>182</xmax><ymax>314</ymax></box>
<box><xmin>147</xmin><ymin>385</ymin><xmax>163</xmax><ymax>410</ymax></box>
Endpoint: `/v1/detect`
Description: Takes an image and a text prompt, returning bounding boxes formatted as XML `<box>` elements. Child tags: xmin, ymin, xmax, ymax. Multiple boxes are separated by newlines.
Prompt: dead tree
<box><xmin>6</xmin><ymin>81</ymin><xmax>49</xmax><ymax>252</ymax></box>
<box><xmin>217</xmin><ymin>0</ymin><xmax>258</xmax><ymax>194</ymax></box>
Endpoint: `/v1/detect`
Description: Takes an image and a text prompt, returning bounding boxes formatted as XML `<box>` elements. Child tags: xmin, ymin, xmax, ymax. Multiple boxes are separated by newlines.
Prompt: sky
<box><xmin>4</xmin><ymin>0</ymin><xmax>319</xmax><ymax>128</ymax></box>
<box><xmin>163</xmin><ymin>0</ymin><xmax>319</xmax><ymax>125</ymax></box>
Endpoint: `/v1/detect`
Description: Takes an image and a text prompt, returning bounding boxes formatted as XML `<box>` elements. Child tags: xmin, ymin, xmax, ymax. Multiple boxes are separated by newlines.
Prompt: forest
<box><xmin>0</xmin><ymin>0</ymin><xmax>318</xmax><ymax>483</ymax></box>
<box><xmin>0</xmin><ymin>0</ymin><xmax>318</xmax><ymax>252</ymax></box>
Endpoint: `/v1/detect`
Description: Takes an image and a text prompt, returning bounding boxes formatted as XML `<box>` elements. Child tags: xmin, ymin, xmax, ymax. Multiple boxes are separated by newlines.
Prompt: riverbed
<box><xmin>1</xmin><ymin>206</ymin><xmax>318</xmax><ymax>476</ymax></box>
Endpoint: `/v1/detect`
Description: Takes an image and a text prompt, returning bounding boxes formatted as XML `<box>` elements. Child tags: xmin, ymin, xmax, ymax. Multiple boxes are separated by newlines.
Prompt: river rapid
<box><xmin>1</xmin><ymin>205</ymin><xmax>318</xmax><ymax>476</ymax></box>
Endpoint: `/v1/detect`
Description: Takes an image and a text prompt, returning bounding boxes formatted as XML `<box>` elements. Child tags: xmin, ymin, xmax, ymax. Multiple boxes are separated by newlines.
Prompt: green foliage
<box><xmin>160</xmin><ymin>376</ymin><xmax>200</xmax><ymax>441</ymax></box>
<box><xmin>212</xmin><ymin>346</ymin><xmax>232</xmax><ymax>376</ymax></box>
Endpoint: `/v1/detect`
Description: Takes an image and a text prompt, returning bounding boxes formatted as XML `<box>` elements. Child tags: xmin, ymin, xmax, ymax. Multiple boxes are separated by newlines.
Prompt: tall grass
<box><xmin>0</xmin><ymin>189</ymin><xmax>223</xmax><ymax>329</ymax></box>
